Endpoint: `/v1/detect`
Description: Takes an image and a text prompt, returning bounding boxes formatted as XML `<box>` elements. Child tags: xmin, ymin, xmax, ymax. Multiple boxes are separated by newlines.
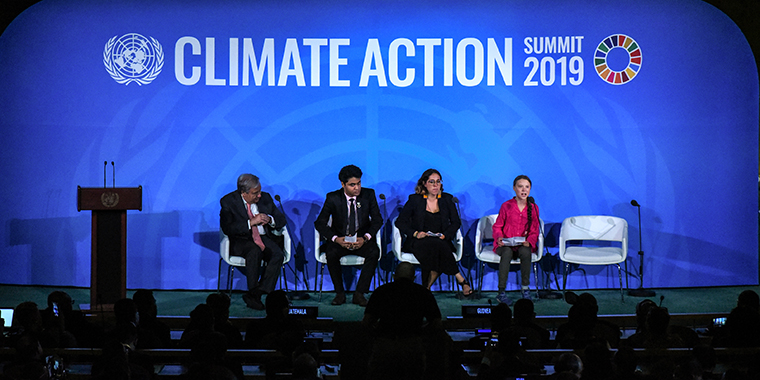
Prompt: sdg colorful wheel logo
<box><xmin>594</xmin><ymin>34</ymin><xmax>641</xmax><ymax>85</ymax></box>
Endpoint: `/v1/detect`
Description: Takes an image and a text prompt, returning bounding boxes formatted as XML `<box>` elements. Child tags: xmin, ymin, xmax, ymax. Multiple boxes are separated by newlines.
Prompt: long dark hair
<box><xmin>513</xmin><ymin>175</ymin><xmax>534</xmax><ymax>237</ymax></box>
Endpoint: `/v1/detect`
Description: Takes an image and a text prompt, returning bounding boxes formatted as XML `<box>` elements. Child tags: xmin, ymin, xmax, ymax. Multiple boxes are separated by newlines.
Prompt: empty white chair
<box><xmin>559</xmin><ymin>215</ymin><xmax>628</xmax><ymax>302</ymax></box>
<box><xmin>474</xmin><ymin>215</ymin><xmax>544</xmax><ymax>297</ymax></box>
<box><xmin>218</xmin><ymin>226</ymin><xmax>291</xmax><ymax>294</ymax></box>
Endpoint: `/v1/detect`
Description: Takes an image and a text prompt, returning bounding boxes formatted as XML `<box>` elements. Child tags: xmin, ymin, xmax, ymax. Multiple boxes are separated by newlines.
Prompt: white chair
<box><xmin>559</xmin><ymin>215</ymin><xmax>628</xmax><ymax>302</ymax></box>
<box><xmin>314</xmin><ymin>216</ymin><xmax>382</xmax><ymax>301</ymax></box>
<box><xmin>218</xmin><ymin>226</ymin><xmax>292</xmax><ymax>294</ymax></box>
<box><xmin>474</xmin><ymin>215</ymin><xmax>544</xmax><ymax>297</ymax></box>
<box><xmin>391</xmin><ymin>216</ymin><xmax>464</xmax><ymax>290</ymax></box>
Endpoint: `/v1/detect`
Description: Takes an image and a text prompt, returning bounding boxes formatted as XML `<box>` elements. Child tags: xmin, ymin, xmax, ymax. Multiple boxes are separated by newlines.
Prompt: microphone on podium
<box><xmin>103</xmin><ymin>161</ymin><xmax>107</xmax><ymax>188</ymax></box>
<box><xmin>111</xmin><ymin>161</ymin><xmax>115</xmax><ymax>188</ymax></box>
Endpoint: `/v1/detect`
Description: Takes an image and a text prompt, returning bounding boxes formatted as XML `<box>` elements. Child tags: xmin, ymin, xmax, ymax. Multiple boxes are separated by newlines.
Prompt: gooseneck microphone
<box><xmin>111</xmin><ymin>161</ymin><xmax>115</xmax><ymax>188</ymax></box>
<box><xmin>631</xmin><ymin>199</ymin><xmax>640</xmax><ymax>207</ymax></box>
<box><xmin>274</xmin><ymin>194</ymin><xmax>310</xmax><ymax>299</ymax></box>
<box><xmin>103</xmin><ymin>161</ymin><xmax>107</xmax><ymax>188</ymax></box>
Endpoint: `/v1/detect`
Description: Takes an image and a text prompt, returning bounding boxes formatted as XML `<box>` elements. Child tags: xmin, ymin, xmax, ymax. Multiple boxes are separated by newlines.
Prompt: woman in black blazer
<box><xmin>395</xmin><ymin>169</ymin><xmax>472</xmax><ymax>296</ymax></box>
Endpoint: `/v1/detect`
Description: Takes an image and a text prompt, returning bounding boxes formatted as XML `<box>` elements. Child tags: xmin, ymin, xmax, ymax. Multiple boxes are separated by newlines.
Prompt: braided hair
<box><xmin>513</xmin><ymin>175</ymin><xmax>533</xmax><ymax>237</ymax></box>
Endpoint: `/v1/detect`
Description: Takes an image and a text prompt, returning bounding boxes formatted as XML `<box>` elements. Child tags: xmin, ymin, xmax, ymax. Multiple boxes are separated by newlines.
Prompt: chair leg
<box><xmin>282</xmin><ymin>265</ymin><xmax>288</xmax><ymax>292</ymax></box>
<box><xmin>315</xmin><ymin>261</ymin><xmax>320</xmax><ymax>296</ymax></box>
<box><xmin>227</xmin><ymin>266</ymin><xmax>235</xmax><ymax>297</ymax></box>
<box><xmin>533</xmin><ymin>262</ymin><xmax>539</xmax><ymax>300</ymax></box>
<box><xmin>478</xmin><ymin>262</ymin><xmax>484</xmax><ymax>294</ymax></box>
<box><xmin>562</xmin><ymin>262</ymin><xmax>569</xmax><ymax>293</ymax></box>
<box><xmin>318</xmin><ymin>263</ymin><xmax>325</xmax><ymax>302</ymax></box>
<box><xmin>617</xmin><ymin>264</ymin><xmax>624</xmax><ymax>303</ymax></box>
<box><xmin>217</xmin><ymin>258</ymin><xmax>223</xmax><ymax>293</ymax></box>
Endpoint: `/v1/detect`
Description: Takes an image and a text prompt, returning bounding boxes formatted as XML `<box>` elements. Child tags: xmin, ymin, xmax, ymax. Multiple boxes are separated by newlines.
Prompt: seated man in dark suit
<box><xmin>220</xmin><ymin>174</ymin><xmax>286</xmax><ymax>310</ymax></box>
<box><xmin>314</xmin><ymin>164</ymin><xmax>383</xmax><ymax>306</ymax></box>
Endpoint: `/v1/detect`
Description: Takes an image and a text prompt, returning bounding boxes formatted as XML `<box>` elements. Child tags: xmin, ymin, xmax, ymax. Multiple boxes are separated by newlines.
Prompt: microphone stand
<box><xmin>275</xmin><ymin>195</ymin><xmax>310</xmax><ymax>300</ymax></box>
<box><xmin>379</xmin><ymin>193</ymin><xmax>388</xmax><ymax>284</ymax></box>
<box><xmin>536</xmin><ymin>213</ymin><xmax>563</xmax><ymax>300</ymax></box>
<box><xmin>520</xmin><ymin>198</ymin><xmax>562</xmax><ymax>300</ymax></box>
<box><xmin>452</xmin><ymin>197</ymin><xmax>474</xmax><ymax>299</ymax></box>
<box><xmin>628</xmin><ymin>200</ymin><xmax>655</xmax><ymax>297</ymax></box>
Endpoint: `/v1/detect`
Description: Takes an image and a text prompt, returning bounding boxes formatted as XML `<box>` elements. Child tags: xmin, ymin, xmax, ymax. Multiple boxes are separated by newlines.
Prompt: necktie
<box><xmin>246</xmin><ymin>203</ymin><xmax>266</xmax><ymax>251</ymax></box>
<box><xmin>347</xmin><ymin>198</ymin><xmax>356</xmax><ymax>236</ymax></box>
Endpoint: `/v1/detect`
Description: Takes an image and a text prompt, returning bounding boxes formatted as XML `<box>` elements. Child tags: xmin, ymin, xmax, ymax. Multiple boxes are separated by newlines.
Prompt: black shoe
<box><xmin>331</xmin><ymin>293</ymin><xmax>346</xmax><ymax>305</ymax></box>
<box><xmin>352</xmin><ymin>292</ymin><xmax>368</xmax><ymax>307</ymax></box>
<box><xmin>242</xmin><ymin>292</ymin><xmax>265</xmax><ymax>310</ymax></box>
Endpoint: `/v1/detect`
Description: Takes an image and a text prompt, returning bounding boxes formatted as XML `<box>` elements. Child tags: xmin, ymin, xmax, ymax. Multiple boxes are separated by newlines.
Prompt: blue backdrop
<box><xmin>0</xmin><ymin>0</ymin><xmax>757</xmax><ymax>291</ymax></box>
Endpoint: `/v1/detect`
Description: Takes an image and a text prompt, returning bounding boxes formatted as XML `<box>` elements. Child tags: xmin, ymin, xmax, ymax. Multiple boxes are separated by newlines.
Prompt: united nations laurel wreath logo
<box><xmin>594</xmin><ymin>34</ymin><xmax>641</xmax><ymax>85</ymax></box>
<box><xmin>103</xmin><ymin>33</ymin><xmax>164</xmax><ymax>86</ymax></box>
<box><xmin>101</xmin><ymin>191</ymin><xmax>120</xmax><ymax>208</ymax></box>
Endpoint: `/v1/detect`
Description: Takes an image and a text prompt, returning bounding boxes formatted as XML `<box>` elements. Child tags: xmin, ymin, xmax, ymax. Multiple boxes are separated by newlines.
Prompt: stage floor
<box><xmin>1</xmin><ymin>284</ymin><xmax>757</xmax><ymax>322</ymax></box>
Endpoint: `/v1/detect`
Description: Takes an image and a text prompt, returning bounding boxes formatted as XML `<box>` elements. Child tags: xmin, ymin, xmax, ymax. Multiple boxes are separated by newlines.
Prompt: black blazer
<box><xmin>314</xmin><ymin>187</ymin><xmax>383</xmax><ymax>245</ymax></box>
<box><xmin>395</xmin><ymin>192</ymin><xmax>461</xmax><ymax>253</ymax></box>
<box><xmin>220</xmin><ymin>190</ymin><xmax>286</xmax><ymax>252</ymax></box>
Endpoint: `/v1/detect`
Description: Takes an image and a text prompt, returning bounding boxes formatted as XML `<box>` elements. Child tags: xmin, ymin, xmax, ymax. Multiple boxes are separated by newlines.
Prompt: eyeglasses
<box><xmin>427</xmin><ymin>180</ymin><xmax>442</xmax><ymax>185</ymax></box>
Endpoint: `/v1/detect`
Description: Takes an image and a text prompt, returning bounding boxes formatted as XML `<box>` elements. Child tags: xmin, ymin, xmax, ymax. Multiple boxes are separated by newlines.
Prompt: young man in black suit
<box><xmin>314</xmin><ymin>165</ymin><xmax>383</xmax><ymax>306</ymax></box>
<box><xmin>220</xmin><ymin>174</ymin><xmax>286</xmax><ymax>310</ymax></box>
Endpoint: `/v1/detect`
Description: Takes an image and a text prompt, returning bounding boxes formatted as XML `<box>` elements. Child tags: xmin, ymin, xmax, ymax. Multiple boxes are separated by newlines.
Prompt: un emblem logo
<box><xmin>103</xmin><ymin>33</ymin><xmax>164</xmax><ymax>86</ymax></box>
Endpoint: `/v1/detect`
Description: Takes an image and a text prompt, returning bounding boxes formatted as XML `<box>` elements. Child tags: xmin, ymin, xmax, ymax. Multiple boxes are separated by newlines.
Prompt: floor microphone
<box><xmin>274</xmin><ymin>194</ymin><xmax>310</xmax><ymax>299</ymax></box>
<box><xmin>452</xmin><ymin>196</ymin><xmax>462</xmax><ymax>217</ymax></box>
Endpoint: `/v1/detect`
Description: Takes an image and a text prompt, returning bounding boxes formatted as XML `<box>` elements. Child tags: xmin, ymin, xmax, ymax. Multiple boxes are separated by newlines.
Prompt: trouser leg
<box><xmin>244</xmin><ymin>245</ymin><xmax>264</xmax><ymax>294</ymax></box>
<box><xmin>517</xmin><ymin>245</ymin><xmax>532</xmax><ymax>287</ymax></box>
<box><xmin>354</xmin><ymin>241</ymin><xmax>379</xmax><ymax>293</ymax></box>
<box><xmin>496</xmin><ymin>246</ymin><xmax>513</xmax><ymax>290</ymax></box>
<box><xmin>325</xmin><ymin>243</ymin><xmax>346</xmax><ymax>294</ymax></box>
<box><xmin>257</xmin><ymin>236</ymin><xmax>285</xmax><ymax>294</ymax></box>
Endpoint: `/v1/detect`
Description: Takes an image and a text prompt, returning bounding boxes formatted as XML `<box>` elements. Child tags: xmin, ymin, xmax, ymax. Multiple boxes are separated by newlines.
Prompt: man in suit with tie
<box><xmin>315</xmin><ymin>165</ymin><xmax>383</xmax><ymax>306</ymax></box>
<box><xmin>220</xmin><ymin>174</ymin><xmax>286</xmax><ymax>310</ymax></box>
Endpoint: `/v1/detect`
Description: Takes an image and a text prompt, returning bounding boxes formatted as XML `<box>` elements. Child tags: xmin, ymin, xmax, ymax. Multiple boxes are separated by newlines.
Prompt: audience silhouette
<box><xmin>1</xmin><ymin>287</ymin><xmax>759</xmax><ymax>379</ymax></box>
<box><xmin>555</xmin><ymin>293</ymin><xmax>620</xmax><ymax>349</ymax></box>
<box><xmin>507</xmin><ymin>298</ymin><xmax>551</xmax><ymax>349</ymax></box>
<box><xmin>133</xmin><ymin>289</ymin><xmax>172</xmax><ymax>349</ymax></box>
<box><xmin>206</xmin><ymin>292</ymin><xmax>243</xmax><ymax>349</ymax></box>
<box><xmin>362</xmin><ymin>261</ymin><xmax>444</xmax><ymax>380</ymax></box>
